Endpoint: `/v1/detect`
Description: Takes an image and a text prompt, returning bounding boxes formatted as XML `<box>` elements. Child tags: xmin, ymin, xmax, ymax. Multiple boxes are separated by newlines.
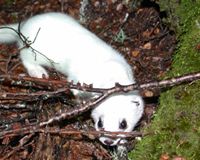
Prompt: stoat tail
<box><xmin>0</xmin><ymin>23</ymin><xmax>19</xmax><ymax>43</ymax></box>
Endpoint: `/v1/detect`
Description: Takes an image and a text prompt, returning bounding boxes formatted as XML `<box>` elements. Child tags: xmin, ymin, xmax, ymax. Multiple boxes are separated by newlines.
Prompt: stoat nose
<box><xmin>104</xmin><ymin>139</ymin><xmax>114</xmax><ymax>146</ymax></box>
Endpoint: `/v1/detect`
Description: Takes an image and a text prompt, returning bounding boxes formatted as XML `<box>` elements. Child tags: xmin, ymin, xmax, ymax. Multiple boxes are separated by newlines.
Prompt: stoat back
<box><xmin>0</xmin><ymin>13</ymin><xmax>135</xmax><ymax>86</ymax></box>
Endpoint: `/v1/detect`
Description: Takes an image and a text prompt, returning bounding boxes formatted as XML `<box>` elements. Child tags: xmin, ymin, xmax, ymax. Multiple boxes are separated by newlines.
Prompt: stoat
<box><xmin>0</xmin><ymin>12</ymin><xmax>144</xmax><ymax>146</ymax></box>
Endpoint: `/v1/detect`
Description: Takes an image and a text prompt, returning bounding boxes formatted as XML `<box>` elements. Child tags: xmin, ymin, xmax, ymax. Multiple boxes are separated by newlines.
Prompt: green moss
<box><xmin>129</xmin><ymin>1</ymin><xmax>200</xmax><ymax>159</ymax></box>
<box><xmin>170</xmin><ymin>4</ymin><xmax>200</xmax><ymax>76</ymax></box>
<box><xmin>130</xmin><ymin>85</ymin><xmax>200</xmax><ymax>159</ymax></box>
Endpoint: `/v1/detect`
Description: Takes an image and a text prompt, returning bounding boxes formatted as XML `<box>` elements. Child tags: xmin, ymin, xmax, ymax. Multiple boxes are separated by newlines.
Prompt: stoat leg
<box><xmin>19</xmin><ymin>48</ymin><xmax>49</xmax><ymax>78</ymax></box>
<box><xmin>22</xmin><ymin>61</ymin><xmax>49</xmax><ymax>78</ymax></box>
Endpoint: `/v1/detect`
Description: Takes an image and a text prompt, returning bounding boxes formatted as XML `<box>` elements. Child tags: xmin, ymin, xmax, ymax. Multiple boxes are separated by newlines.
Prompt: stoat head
<box><xmin>91</xmin><ymin>94</ymin><xmax>144</xmax><ymax>146</ymax></box>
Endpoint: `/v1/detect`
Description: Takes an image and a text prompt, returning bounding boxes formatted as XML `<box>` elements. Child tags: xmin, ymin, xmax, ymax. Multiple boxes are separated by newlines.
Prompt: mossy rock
<box><xmin>129</xmin><ymin>1</ymin><xmax>200</xmax><ymax>159</ymax></box>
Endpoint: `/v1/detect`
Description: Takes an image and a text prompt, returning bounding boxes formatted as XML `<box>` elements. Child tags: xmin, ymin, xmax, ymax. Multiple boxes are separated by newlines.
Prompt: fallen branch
<box><xmin>36</xmin><ymin>72</ymin><xmax>200</xmax><ymax>129</ymax></box>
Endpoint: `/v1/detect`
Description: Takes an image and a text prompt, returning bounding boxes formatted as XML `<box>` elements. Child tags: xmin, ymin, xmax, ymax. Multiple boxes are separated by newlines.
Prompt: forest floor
<box><xmin>0</xmin><ymin>0</ymin><xmax>176</xmax><ymax>159</ymax></box>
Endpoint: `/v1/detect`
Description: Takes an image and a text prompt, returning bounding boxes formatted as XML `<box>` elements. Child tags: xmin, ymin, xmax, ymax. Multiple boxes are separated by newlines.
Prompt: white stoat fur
<box><xmin>0</xmin><ymin>12</ymin><xmax>144</xmax><ymax>146</ymax></box>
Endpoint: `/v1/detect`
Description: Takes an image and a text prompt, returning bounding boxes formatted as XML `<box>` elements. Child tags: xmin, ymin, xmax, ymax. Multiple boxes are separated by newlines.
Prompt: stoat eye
<box><xmin>132</xmin><ymin>101</ymin><xmax>140</xmax><ymax>107</ymax></box>
<box><xmin>119</xmin><ymin>119</ymin><xmax>127</xmax><ymax>130</ymax></box>
<box><xmin>97</xmin><ymin>118</ymin><xmax>103</xmax><ymax>129</ymax></box>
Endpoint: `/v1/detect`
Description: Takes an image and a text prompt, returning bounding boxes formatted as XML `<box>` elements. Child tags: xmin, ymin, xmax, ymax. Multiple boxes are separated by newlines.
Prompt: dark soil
<box><xmin>0</xmin><ymin>0</ymin><xmax>176</xmax><ymax>159</ymax></box>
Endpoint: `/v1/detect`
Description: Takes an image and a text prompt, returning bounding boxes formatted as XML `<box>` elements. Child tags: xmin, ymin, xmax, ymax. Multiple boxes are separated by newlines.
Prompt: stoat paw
<box><xmin>27</xmin><ymin>65</ymin><xmax>49</xmax><ymax>78</ymax></box>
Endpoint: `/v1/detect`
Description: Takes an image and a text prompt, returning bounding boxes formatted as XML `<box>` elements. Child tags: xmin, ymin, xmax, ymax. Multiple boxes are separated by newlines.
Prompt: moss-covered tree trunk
<box><xmin>129</xmin><ymin>1</ymin><xmax>200</xmax><ymax>159</ymax></box>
